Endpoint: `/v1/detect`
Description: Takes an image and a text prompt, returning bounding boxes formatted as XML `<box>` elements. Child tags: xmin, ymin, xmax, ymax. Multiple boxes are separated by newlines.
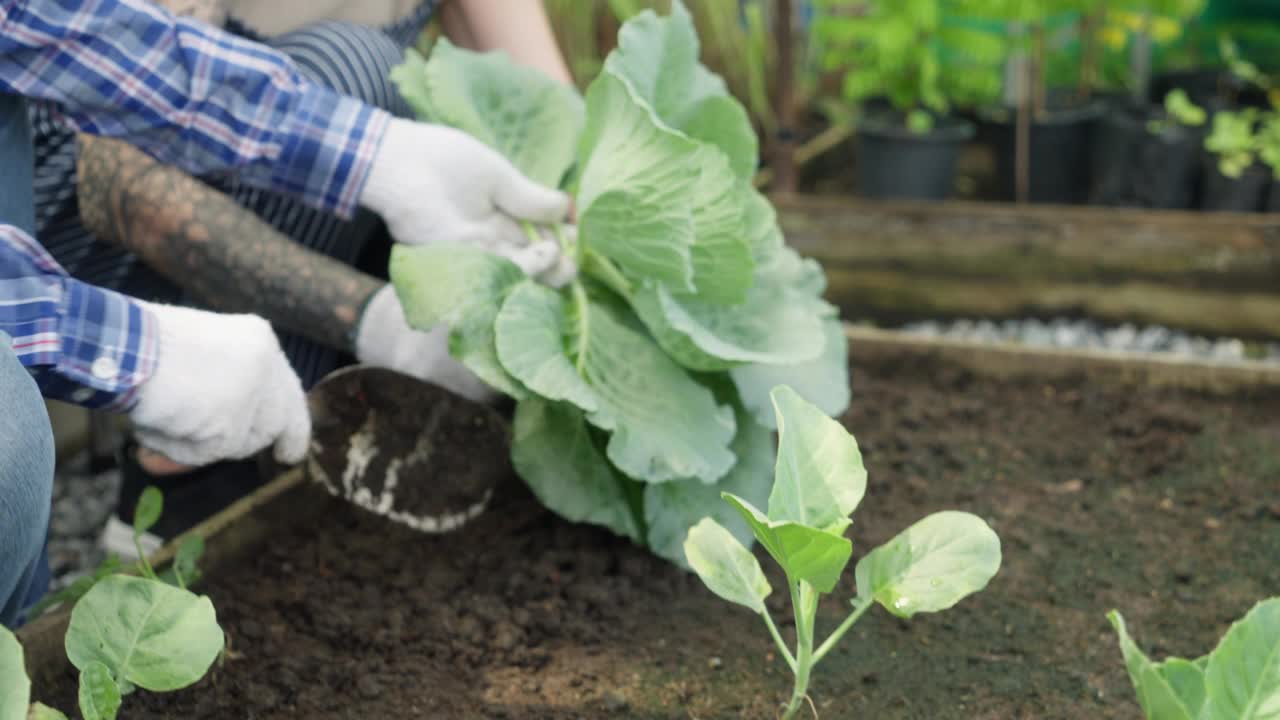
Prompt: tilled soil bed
<box><xmin>42</xmin><ymin>353</ymin><xmax>1280</xmax><ymax>719</ymax></box>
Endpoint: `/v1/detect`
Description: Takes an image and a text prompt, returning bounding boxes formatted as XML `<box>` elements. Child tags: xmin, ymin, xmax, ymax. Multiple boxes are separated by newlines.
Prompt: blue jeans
<box><xmin>1</xmin><ymin>91</ymin><xmax>52</xmax><ymax>628</ymax></box>
<box><xmin>0</xmin><ymin>334</ymin><xmax>54</xmax><ymax>628</ymax></box>
<box><xmin>1</xmin><ymin>93</ymin><xmax>34</xmax><ymax>234</ymax></box>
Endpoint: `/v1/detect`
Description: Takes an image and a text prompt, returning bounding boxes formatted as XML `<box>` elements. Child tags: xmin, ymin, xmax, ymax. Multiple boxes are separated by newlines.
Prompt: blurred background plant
<box><xmin>533</xmin><ymin>0</ymin><xmax>1280</xmax><ymax>200</ymax></box>
<box><xmin>810</xmin><ymin>0</ymin><xmax>1005</xmax><ymax>130</ymax></box>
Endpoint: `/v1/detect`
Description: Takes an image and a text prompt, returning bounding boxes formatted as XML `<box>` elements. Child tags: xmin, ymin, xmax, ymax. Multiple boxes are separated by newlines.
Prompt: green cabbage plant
<box><xmin>684</xmin><ymin>386</ymin><xmax>1002</xmax><ymax>719</ymax></box>
<box><xmin>1109</xmin><ymin>598</ymin><xmax>1280</xmax><ymax>719</ymax></box>
<box><xmin>388</xmin><ymin>1</ymin><xmax>849</xmax><ymax>566</ymax></box>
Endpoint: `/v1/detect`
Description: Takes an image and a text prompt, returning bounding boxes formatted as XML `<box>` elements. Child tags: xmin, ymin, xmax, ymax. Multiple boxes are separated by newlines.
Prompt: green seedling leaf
<box><xmin>511</xmin><ymin>399</ymin><xmax>642</xmax><ymax>542</ymax></box>
<box><xmin>78</xmin><ymin>661</ymin><xmax>121</xmax><ymax>720</ymax></box>
<box><xmin>390</xmin><ymin>244</ymin><xmax>529</xmax><ymax>398</ymax></box>
<box><xmin>684</xmin><ymin>518</ymin><xmax>771</xmax><ymax>614</ymax></box>
<box><xmin>26</xmin><ymin>556</ymin><xmax>124</xmax><ymax>619</ymax></box>
<box><xmin>65</xmin><ymin>575</ymin><xmax>224</xmax><ymax>693</ymax></box>
<box><xmin>1108</xmin><ymin>611</ymin><xmax>1206</xmax><ymax>720</ymax></box>
<box><xmin>724</xmin><ymin>493</ymin><xmax>852</xmax><ymax>594</ymax></box>
<box><xmin>27</xmin><ymin>704</ymin><xmax>69</xmax><ymax>720</ymax></box>
<box><xmin>1201</xmin><ymin>598</ymin><xmax>1280</xmax><ymax>720</ymax></box>
<box><xmin>391</xmin><ymin>40</ymin><xmax>584</xmax><ymax>188</ymax></box>
<box><xmin>1</xmin><ymin>627</ymin><xmax>30</xmax><ymax>720</ymax></box>
<box><xmin>133</xmin><ymin>487</ymin><xmax>163</xmax><ymax>536</ymax></box>
<box><xmin>495</xmin><ymin>281</ymin><xmax>600</xmax><ymax>413</ymax></box>
<box><xmin>604</xmin><ymin>0</ymin><xmax>758</xmax><ymax>180</ymax></box>
<box><xmin>644</xmin><ymin>400</ymin><xmax>774</xmax><ymax>567</ymax></box>
<box><xmin>172</xmin><ymin>535</ymin><xmax>206</xmax><ymax>589</ymax></box>
<box><xmin>855</xmin><ymin>511</ymin><xmax>1001</xmax><ymax>618</ymax></box>
<box><xmin>1165</xmin><ymin>89</ymin><xmax>1207</xmax><ymax>127</ymax></box>
<box><xmin>768</xmin><ymin>385</ymin><xmax>866</xmax><ymax>531</ymax></box>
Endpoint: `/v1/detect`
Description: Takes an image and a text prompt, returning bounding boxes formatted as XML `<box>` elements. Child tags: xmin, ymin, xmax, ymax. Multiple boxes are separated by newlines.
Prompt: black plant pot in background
<box><xmin>1088</xmin><ymin>105</ymin><xmax>1204</xmax><ymax>209</ymax></box>
<box><xmin>985</xmin><ymin>101</ymin><xmax>1106</xmax><ymax>205</ymax></box>
<box><xmin>855</xmin><ymin>113</ymin><xmax>975</xmax><ymax>201</ymax></box>
<box><xmin>1201</xmin><ymin>161</ymin><xmax>1270</xmax><ymax>212</ymax></box>
<box><xmin>1266</xmin><ymin>181</ymin><xmax>1280</xmax><ymax>213</ymax></box>
<box><xmin>1151</xmin><ymin>69</ymin><xmax>1270</xmax><ymax>111</ymax></box>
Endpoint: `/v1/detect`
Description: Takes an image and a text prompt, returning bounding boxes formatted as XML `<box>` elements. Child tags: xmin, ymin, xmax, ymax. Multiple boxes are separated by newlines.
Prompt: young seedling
<box><xmin>1110</xmin><ymin>597</ymin><xmax>1280</xmax><ymax>719</ymax></box>
<box><xmin>26</xmin><ymin>486</ymin><xmax>207</xmax><ymax>621</ymax></box>
<box><xmin>1148</xmin><ymin>89</ymin><xmax>1207</xmax><ymax>135</ymax></box>
<box><xmin>3</xmin><ymin>487</ymin><xmax>223</xmax><ymax>720</ymax></box>
<box><xmin>684</xmin><ymin>386</ymin><xmax>1002</xmax><ymax>719</ymax></box>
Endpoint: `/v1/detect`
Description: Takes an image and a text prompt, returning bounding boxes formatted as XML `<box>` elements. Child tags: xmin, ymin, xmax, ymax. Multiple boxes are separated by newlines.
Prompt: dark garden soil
<box><xmin>44</xmin><ymin>354</ymin><xmax>1280</xmax><ymax>719</ymax></box>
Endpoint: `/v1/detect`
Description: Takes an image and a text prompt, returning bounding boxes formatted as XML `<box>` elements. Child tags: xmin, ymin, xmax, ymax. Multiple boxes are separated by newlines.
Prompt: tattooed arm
<box><xmin>77</xmin><ymin>135</ymin><xmax>382</xmax><ymax>352</ymax></box>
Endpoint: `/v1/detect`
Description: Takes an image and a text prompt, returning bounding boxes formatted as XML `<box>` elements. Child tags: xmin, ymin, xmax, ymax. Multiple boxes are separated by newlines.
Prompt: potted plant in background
<box><xmin>811</xmin><ymin>0</ymin><xmax>1004</xmax><ymax>200</ymax></box>
<box><xmin>972</xmin><ymin>0</ymin><xmax>1108</xmax><ymax>205</ymax></box>
<box><xmin>1089</xmin><ymin>88</ymin><xmax>1208</xmax><ymax>207</ymax></box>
<box><xmin>1256</xmin><ymin>108</ymin><xmax>1280</xmax><ymax>211</ymax></box>
<box><xmin>1201</xmin><ymin>106</ymin><xmax>1269</xmax><ymax>210</ymax></box>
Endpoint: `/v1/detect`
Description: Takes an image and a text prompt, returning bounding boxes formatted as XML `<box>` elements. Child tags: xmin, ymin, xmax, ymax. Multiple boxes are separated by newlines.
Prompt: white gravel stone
<box><xmin>902</xmin><ymin>318</ymin><xmax>1277</xmax><ymax>363</ymax></box>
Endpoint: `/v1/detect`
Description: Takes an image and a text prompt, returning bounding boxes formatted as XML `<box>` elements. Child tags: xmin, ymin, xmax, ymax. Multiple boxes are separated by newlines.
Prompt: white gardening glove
<box><xmin>352</xmin><ymin>223</ymin><xmax>575</xmax><ymax>403</ymax></box>
<box><xmin>355</xmin><ymin>285</ymin><xmax>495</xmax><ymax>403</ymax></box>
<box><xmin>129</xmin><ymin>303</ymin><xmax>310</xmax><ymax>468</ymax></box>
<box><xmin>360</xmin><ymin>118</ymin><xmax>574</xmax><ymax>258</ymax></box>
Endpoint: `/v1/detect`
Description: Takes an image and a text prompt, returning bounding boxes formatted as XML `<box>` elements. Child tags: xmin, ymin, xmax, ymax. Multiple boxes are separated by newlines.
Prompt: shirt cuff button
<box><xmin>91</xmin><ymin>356</ymin><xmax>119</xmax><ymax>381</ymax></box>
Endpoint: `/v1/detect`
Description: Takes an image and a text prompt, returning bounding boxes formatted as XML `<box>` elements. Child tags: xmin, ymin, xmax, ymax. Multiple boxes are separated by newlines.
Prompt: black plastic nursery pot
<box><xmin>1267</xmin><ymin>180</ymin><xmax>1280</xmax><ymax>213</ymax></box>
<box><xmin>1151</xmin><ymin>68</ymin><xmax>1270</xmax><ymax>111</ymax></box>
<box><xmin>855</xmin><ymin>114</ymin><xmax>975</xmax><ymax>201</ymax></box>
<box><xmin>985</xmin><ymin>100</ymin><xmax>1106</xmax><ymax>205</ymax></box>
<box><xmin>1201</xmin><ymin>160</ymin><xmax>1270</xmax><ymax>212</ymax></box>
<box><xmin>1088</xmin><ymin>104</ymin><xmax>1204</xmax><ymax>209</ymax></box>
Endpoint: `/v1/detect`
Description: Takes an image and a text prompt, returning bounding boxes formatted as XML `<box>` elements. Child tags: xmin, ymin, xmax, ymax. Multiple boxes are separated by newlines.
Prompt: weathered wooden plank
<box><xmin>846</xmin><ymin>326</ymin><xmax>1280</xmax><ymax>396</ymax></box>
<box><xmin>777</xmin><ymin>195</ymin><xmax>1280</xmax><ymax>337</ymax></box>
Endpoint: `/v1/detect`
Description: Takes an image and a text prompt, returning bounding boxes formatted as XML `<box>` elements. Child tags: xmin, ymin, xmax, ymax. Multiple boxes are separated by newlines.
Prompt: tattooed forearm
<box><xmin>76</xmin><ymin>134</ymin><xmax>382</xmax><ymax>352</ymax></box>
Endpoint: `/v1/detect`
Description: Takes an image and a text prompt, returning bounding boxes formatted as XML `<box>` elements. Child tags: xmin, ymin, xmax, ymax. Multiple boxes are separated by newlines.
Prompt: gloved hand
<box><xmin>129</xmin><ymin>303</ymin><xmax>310</xmax><ymax>467</ymax></box>
<box><xmin>360</xmin><ymin>118</ymin><xmax>573</xmax><ymax>263</ymax></box>
<box><xmin>355</xmin><ymin>285</ymin><xmax>494</xmax><ymax>403</ymax></box>
<box><xmin>354</xmin><ymin>225</ymin><xmax>582</xmax><ymax>400</ymax></box>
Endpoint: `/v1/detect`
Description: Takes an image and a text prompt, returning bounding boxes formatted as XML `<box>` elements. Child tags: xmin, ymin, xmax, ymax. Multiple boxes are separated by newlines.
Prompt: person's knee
<box><xmin>272</xmin><ymin>21</ymin><xmax>411</xmax><ymax>115</ymax></box>
<box><xmin>0</xmin><ymin>342</ymin><xmax>54</xmax><ymax>568</ymax></box>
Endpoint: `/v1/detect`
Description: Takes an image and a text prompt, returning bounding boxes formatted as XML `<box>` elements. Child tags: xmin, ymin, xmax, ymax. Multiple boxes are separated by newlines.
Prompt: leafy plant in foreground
<box><xmin>683</xmin><ymin>386</ymin><xmax>1002</xmax><ymax>719</ymax></box>
<box><xmin>388</xmin><ymin>1</ymin><xmax>849</xmax><ymax>566</ymax></box>
<box><xmin>1</xmin><ymin>488</ymin><xmax>223</xmax><ymax>720</ymax></box>
<box><xmin>1109</xmin><ymin>597</ymin><xmax>1280</xmax><ymax>719</ymax></box>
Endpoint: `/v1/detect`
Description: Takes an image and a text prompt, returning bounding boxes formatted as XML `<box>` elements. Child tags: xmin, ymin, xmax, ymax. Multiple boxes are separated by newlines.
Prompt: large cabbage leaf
<box><xmin>391</xmin><ymin>39</ymin><xmax>584</xmax><ymax>187</ymax></box>
<box><xmin>388</xmin><ymin>0</ymin><xmax>850</xmax><ymax>563</ymax></box>
<box><xmin>603</xmin><ymin>1</ymin><xmax>759</xmax><ymax>181</ymax></box>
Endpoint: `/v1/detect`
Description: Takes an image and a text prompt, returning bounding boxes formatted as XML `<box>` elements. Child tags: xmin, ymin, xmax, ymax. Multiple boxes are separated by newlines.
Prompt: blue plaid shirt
<box><xmin>0</xmin><ymin>0</ymin><xmax>395</xmax><ymax>409</ymax></box>
<box><xmin>1</xmin><ymin>225</ymin><xmax>156</xmax><ymax>410</ymax></box>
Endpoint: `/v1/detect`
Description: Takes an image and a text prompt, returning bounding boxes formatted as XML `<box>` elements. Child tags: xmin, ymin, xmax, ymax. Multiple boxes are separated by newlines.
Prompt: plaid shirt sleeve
<box><xmin>0</xmin><ymin>0</ymin><xmax>390</xmax><ymax>217</ymax></box>
<box><xmin>0</xmin><ymin>224</ymin><xmax>157</xmax><ymax>411</ymax></box>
